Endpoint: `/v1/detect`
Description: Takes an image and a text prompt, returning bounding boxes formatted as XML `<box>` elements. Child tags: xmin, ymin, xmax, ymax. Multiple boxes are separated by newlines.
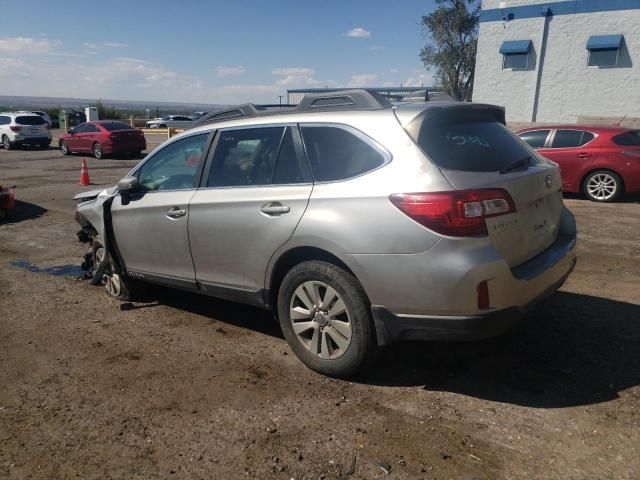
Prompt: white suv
<box><xmin>0</xmin><ymin>112</ymin><xmax>52</xmax><ymax>150</ymax></box>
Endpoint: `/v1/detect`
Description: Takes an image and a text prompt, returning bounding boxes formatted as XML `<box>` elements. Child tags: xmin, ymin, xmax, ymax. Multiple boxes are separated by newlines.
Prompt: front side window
<box><xmin>72</xmin><ymin>123</ymin><xmax>88</xmax><ymax>133</ymax></box>
<box><xmin>551</xmin><ymin>130</ymin><xmax>587</xmax><ymax>149</ymax></box>
<box><xmin>518</xmin><ymin>130</ymin><xmax>550</xmax><ymax>149</ymax></box>
<box><xmin>300</xmin><ymin>126</ymin><xmax>386</xmax><ymax>182</ymax></box>
<box><xmin>208</xmin><ymin>127</ymin><xmax>285</xmax><ymax>187</ymax></box>
<box><xmin>84</xmin><ymin>124</ymin><xmax>100</xmax><ymax>133</ymax></box>
<box><xmin>137</xmin><ymin>133</ymin><xmax>208</xmax><ymax>191</ymax></box>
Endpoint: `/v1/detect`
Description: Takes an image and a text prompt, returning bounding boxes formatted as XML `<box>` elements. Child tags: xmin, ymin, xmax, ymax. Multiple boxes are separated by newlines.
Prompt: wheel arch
<box><xmin>266</xmin><ymin>246</ymin><xmax>362</xmax><ymax>309</ymax></box>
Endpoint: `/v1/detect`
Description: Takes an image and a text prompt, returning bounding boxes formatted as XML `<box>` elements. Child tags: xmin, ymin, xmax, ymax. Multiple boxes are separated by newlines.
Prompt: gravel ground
<box><xmin>1</xmin><ymin>133</ymin><xmax>639</xmax><ymax>479</ymax></box>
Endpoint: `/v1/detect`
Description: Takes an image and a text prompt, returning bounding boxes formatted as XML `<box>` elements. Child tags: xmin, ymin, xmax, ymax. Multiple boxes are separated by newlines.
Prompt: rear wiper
<box><xmin>500</xmin><ymin>155</ymin><xmax>532</xmax><ymax>174</ymax></box>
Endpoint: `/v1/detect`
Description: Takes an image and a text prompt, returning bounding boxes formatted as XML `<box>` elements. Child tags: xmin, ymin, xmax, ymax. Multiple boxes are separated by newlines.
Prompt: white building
<box><xmin>473</xmin><ymin>0</ymin><xmax>640</xmax><ymax>124</ymax></box>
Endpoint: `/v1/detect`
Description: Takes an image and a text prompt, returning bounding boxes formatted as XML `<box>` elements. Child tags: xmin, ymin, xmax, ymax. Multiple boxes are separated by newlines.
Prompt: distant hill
<box><xmin>0</xmin><ymin>95</ymin><xmax>228</xmax><ymax>114</ymax></box>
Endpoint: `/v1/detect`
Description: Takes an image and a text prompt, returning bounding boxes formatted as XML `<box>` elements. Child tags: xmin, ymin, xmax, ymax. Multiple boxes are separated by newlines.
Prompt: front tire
<box><xmin>60</xmin><ymin>140</ymin><xmax>71</xmax><ymax>155</ymax></box>
<box><xmin>277</xmin><ymin>261</ymin><xmax>377</xmax><ymax>377</ymax></box>
<box><xmin>92</xmin><ymin>142</ymin><xmax>104</xmax><ymax>160</ymax></box>
<box><xmin>89</xmin><ymin>235</ymin><xmax>142</xmax><ymax>301</ymax></box>
<box><xmin>583</xmin><ymin>170</ymin><xmax>623</xmax><ymax>202</ymax></box>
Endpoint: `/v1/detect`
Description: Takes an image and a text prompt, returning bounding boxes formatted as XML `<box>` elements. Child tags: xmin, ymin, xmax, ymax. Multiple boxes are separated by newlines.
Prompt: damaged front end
<box><xmin>74</xmin><ymin>186</ymin><xmax>118</xmax><ymax>283</ymax></box>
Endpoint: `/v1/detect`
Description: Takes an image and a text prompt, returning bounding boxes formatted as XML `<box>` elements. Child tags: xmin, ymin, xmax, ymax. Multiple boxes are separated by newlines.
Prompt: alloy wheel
<box><xmin>289</xmin><ymin>280</ymin><xmax>352</xmax><ymax>359</ymax></box>
<box><xmin>587</xmin><ymin>173</ymin><xmax>617</xmax><ymax>201</ymax></box>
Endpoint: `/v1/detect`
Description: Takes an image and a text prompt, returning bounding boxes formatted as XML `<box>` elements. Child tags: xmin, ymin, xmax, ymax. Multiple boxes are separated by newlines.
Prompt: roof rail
<box><xmin>297</xmin><ymin>89</ymin><xmax>392</xmax><ymax>111</ymax></box>
<box><xmin>193</xmin><ymin>89</ymin><xmax>392</xmax><ymax>128</ymax></box>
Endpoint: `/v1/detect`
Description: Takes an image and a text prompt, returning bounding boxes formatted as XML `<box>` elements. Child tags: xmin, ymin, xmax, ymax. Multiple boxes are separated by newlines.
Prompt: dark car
<box><xmin>517</xmin><ymin>126</ymin><xmax>640</xmax><ymax>202</ymax></box>
<box><xmin>59</xmin><ymin>121</ymin><xmax>146</xmax><ymax>160</ymax></box>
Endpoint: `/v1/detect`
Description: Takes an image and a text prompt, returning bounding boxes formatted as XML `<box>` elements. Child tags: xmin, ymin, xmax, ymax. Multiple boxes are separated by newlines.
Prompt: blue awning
<box><xmin>587</xmin><ymin>35</ymin><xmax>623</xmax><ymax>50</ymax></box>
<box><xmin>499</xmin><ymin>40</ymin><xmax>532</xmax><ymax>55</ymax></box>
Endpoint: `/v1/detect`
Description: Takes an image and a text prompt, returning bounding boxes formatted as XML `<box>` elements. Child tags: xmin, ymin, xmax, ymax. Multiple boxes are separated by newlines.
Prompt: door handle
<box><xmin>577</xmin><ymin>153</ymin><xmax>591</xmax><ymax>158</ymax></box>
<box><xmin>166</xmin><ymin>206</ymin><xmax>186</xmax><ymax>219</ymax></box>
<box><xmin>260</xmin><ymin>202</ymin><xmax>290</xmax><ymax>216</ymax></box>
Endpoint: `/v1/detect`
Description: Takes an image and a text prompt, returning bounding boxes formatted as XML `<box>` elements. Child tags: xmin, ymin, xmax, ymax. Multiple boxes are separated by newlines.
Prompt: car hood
<box><xmin>73</xmin><ymin>186</ymin><xmax>116</xmax><ymax>202</ymax></box>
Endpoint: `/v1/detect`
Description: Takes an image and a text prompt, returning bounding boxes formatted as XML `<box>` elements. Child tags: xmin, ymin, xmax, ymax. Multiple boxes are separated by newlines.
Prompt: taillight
<box><xmin>10</xmin><ymin>126</ymin><xmax>21</xmax><ymax>132</ymax></box>
<box><xmin>389</xmin><ymin>189</ymin><xmax>516</xmax><ymax>237</ymax></box>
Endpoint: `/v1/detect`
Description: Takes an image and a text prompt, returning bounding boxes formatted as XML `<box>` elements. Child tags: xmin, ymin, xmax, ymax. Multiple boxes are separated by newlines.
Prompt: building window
<box><xmin>499</xmin><ymin>40</ymin><xmax>532</xmax><ymax>71</ymax></box>
<box><xmin>587</xmin><ymin>35</ymin><xmax>623</xmax><ymax>67</ymax></box>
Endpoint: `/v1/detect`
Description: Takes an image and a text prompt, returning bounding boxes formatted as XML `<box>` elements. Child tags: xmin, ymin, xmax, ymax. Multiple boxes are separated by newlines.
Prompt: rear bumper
<box><xmin>371</xmin><ymin>255</ymin><xmax>575</xmax><ymax>344</ymax></box>
<box><xmin>13</xmin><ymin>136</ymin><xmax>51</xmax><ymax>145</ymax></box>
<box><xmin>102</xmin><ymin>140</ymin><xmax>146</xmax><ymax>154</ymax></box>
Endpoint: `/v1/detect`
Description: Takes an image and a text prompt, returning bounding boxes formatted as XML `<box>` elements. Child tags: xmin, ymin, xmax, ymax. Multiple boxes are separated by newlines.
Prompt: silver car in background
<box><xmin>75</xmin><ymin>90</ymin><xmax>577</xmax><ymax>377</ymax></box>
<box><xmin>145</xmin><ymin>115</ymin><xmax>194</xmax><ymax>129</ymax></box>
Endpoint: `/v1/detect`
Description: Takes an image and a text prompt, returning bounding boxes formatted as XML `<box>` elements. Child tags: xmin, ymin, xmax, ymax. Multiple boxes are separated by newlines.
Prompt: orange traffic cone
<box><xmin>79</xmin><ymin>158</ymin><xmax>91</xmax><ymax>186</ymax></box>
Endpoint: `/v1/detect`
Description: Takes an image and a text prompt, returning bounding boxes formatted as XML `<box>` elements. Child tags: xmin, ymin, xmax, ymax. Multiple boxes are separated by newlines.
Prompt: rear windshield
<box><xmin>101</xmin><ymin>121</ymin><xmax>134</xmax><ymax>132</ymax></box>
<box><xmin>408</xmin><ymin>108</ymin><xmax>536</xmax><ymax>172</ymax></box>
<box><xmin>16</xmin><ymin>116</ymin><xmax>46</xmax><ymax>126</ymax></box>
<box><xmin>612</xmin><ymin>130</ymin><xmax>640</xmax><ymax>146</ymax></box>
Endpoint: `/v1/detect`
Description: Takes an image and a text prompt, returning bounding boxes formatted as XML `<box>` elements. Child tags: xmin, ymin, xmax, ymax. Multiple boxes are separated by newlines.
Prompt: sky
<box><xmin>0</xmin><ymin>0</ymin><xmax>438</xmax><ymax>105</ymax></box>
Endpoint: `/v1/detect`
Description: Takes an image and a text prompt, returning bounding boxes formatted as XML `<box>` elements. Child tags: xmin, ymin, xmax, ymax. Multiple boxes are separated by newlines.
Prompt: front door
<box><xmin>188</xmin><ymin>126</ymin><xmax>313</xmax><ymax>298</ymax></box>
<box><xmin>110</xmin><ymin>131</ymin><xmax>211</xmax><ymax>285</ymax></box>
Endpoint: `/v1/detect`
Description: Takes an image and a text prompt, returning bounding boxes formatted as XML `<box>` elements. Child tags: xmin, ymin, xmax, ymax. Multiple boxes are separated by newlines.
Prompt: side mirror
<box><xmin>117</xmin><ymin>176</ymin><xmax>139</xmax><ymax>194</ymax></box>
<box><xmin>68</xmin><ymin>127</ymin><xmax>75</xmax><ymax>134</ymax></box>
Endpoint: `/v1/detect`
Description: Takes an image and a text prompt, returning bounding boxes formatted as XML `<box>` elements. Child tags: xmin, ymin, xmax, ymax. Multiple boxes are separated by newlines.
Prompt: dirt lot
<box><xmin>1</xmin><ymin>132</ymin><xmax>639</xmax><ymax>479</ymax></box>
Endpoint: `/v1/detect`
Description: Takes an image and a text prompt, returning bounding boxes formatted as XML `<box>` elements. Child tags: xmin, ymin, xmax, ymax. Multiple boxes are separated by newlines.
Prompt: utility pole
<box><xmin>278</xmin><ymin>95</ymin><xmax>283</xmax><ymax>107</ymax></box>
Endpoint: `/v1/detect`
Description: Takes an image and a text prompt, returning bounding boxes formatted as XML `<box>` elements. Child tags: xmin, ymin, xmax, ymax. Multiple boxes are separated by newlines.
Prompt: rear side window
<box><xmin>15</xmin><ymin>116</ymin><xmax>45</xmax><ymax>126</ymax></box>
<box><xmin>102</xmin><ymin>121</ymin><xmax>134</xmax><ymax>131</ymax></box>
<box><xmin>300</xmin><ymin>126</ymin><xmax>386</xmax><ymax>182</ymax></box>
<box><xmin>408</xmin><ymin>108</ymin><xmax>534</xmax><ymax>172</ymax></box>
<box><xmin>0</xmin><ymin>116</ymin><xmax>9</xmax><ymax>125</ymax></box>
<box><xmin>612</xmin><ymin>130</ymin><xmax>640</xmax><ymax>146</ymax></box>
<box><xmin>551</xmin><ymin>130</ymin><xmax>591</xmax><ymax>148</ymax></box>
<box><xmin>519</xmin><ymin>130</ymin><xmax>550</xmax><ymax>148</ymax></box>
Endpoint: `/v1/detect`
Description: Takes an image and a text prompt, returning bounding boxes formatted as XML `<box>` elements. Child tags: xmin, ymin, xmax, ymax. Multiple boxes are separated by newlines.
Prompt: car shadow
<box><xmin>564</xmin><ymin>192</ymin><xmax>640</xmax><ymax>204</ymax></box>
<box><xmin>147</xmin><ymin>285</ymin><xmax>283</xmax><ymax>339</ymax></box>
<box><xmin>1</xmin><ymin>200</ymin><xmax>48</xmax><ymax>223</ymax></box>
<box><xmin>356</xmin><ymin>291</ymin><xmax>640</xmax><ymax>408</ymax></box>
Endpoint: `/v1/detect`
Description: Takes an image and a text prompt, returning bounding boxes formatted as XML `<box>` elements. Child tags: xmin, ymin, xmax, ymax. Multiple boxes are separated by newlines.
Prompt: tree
<box><xmin>94</xmin><ymin>100</ymin><xmax>122</xmax><ymax>120</ymax></box>
<box><xmin>420</xmin><ymin>0</ymin><xmax>480</xmax><ymax>101</ymax></box>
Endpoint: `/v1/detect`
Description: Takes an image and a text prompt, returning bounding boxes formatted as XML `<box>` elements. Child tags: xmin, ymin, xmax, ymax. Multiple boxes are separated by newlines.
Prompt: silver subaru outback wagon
<box><xmin>75</xmin><ymin>90</ymin><xmax>577</xmax><ymax>377</ymax></box>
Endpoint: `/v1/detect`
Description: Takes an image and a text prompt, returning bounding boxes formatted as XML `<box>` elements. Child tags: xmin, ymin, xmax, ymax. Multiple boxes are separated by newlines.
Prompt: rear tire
<box><xmin>2</xmin><ymin>135</ymin><xmax>13</xmax><ymax>150</ymax></box>
<box><xmin>277</xmin><ymin>261</ymin><xmax>377</xmax><ymax>378</ymax></box>
<box><xmin>583</xmin><ymin>170</ymin><xmax>623</xmax><ymax>202</ymax></box>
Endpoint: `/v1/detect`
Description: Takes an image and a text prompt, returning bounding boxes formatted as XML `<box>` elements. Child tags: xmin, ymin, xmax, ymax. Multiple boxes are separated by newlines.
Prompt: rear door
<box><xmin>541</xmin><ymin>130</ymin><xmax>596</xmax><ymax>190</ymax></box>
<box><xmin>406</xmin><ymin>106</ymin><xmax>564</xmax><ymax>267</ymax></box>
<box><xmin>15</xmin><ymin>115</ymin><xmax>48</xmax><ymax>139</ymax></box>
<box><xmin>188</xmin><ymin>125</ymin><xmax>313</xmax><ymax>297</ymax></box>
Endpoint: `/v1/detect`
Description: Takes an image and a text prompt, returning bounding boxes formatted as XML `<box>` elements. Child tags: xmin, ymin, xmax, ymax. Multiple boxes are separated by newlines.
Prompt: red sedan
<box><xmin>59</xmin><ymin>121</ymin><xmax>146</xmax><ymax>160</ymax></box>
<box><xmin>517</xmin><ymin>126</ymin><xmax>640</xmax><ymax>202</ymax></box>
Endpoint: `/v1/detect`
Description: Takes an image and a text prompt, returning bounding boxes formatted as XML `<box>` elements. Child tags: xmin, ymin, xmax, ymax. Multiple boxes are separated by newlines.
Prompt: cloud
<box><xmin>347</xmin><ymin>74</ymin><xmax>378</xmax><ymax>87</ymax></box>
<box><xmin>103</xmin><ymin>42</ymin><xmax>128</xmax><ymax>48</ymax></box>
<box><xmin>389</xmin><ymin>68</ymin><xmax>399</xmax><ymax>73</ymax></box>
<box><xmin>403</xmin><ymin>72</ymin><xmax>434</xmax><ymax>87</ymax></box>
<box><xmin>84</xmin><ymin>42</ymin><xmax>98</xmax><ymax>50</ymax></box>
<box><xmin>346</xmin><ymin>27</ymin><xmax>371</xmax><ymax>38</ymax></box>
<box><xmin>0</xmin><ymin>37</ymin><xmax>58</xmax><ymax>54</ymax></box>
<box><xmin>216</xmin><ymin>65</ymin><xmax>247</xmax><ymax>77</ymax></box>
<box><xmin>370</xmin><ymin>46</ymin><xmax>384</xmax><ymax>51</ymax></box>
<box><xmin>272</xmin><ymin>67</ymin><xmax>315</xmax><ymax>77</ymax></box>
